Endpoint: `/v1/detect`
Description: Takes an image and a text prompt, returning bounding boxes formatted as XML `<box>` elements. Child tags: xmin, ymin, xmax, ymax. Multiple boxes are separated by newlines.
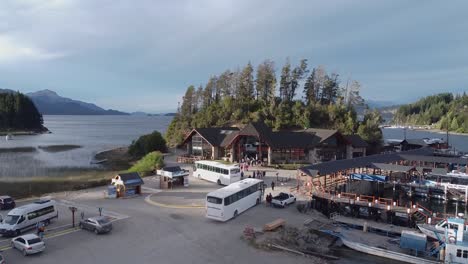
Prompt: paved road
<box><xmin>0</xmin><ymin>176</ymin><xmax>322</xmax><ymax>264</ymax></box>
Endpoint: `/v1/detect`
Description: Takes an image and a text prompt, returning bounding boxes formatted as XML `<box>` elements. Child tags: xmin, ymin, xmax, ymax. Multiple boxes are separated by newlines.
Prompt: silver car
<box><xmin>11</xmin><ymin>234</ymin><xmax>45</xmax><ymax>256</ymax></box>
<box><xmin>79</xmin><ymin>216</ymin><xmax>112</xmax><ymax>234</ymax></box>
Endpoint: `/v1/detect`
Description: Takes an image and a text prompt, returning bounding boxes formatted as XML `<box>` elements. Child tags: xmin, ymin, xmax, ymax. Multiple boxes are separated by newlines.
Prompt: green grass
<box><xmin>127</xmin><ymin>151</ymin><xmax>164</xmax><ymax>174</ymax></box>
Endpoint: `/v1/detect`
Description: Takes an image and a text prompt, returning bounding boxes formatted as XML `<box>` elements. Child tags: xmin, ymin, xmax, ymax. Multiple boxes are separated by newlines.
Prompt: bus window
<box><xmin>207</xmin><ymin>196</ymin><xmax>222</xmax><ymax>204</ymax></box>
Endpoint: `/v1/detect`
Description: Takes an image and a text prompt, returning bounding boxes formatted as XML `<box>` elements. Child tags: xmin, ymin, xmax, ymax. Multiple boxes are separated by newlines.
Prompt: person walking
<box><xmin>271</xmin><ymin>181</ymin><xmax>275</xmax><ymax>191</ymax></box>
<box><xmin>263</xmin><ymin>170</ymin><xmax>266</xmax><ymax>178</ymax></box>
<box><xmin>36</xmin><ymin>222</ymin><xmax>45</xmax><ymax>239</ymax></box>
<box><xmin>266</xmin><ymin>193</ymin><xmax>272</xmax><ymax>207</ymax></box>
<box><xmin>241</xmin><ymin>171</ymin><xmax>244</xmax><ymax>180</ymax></box>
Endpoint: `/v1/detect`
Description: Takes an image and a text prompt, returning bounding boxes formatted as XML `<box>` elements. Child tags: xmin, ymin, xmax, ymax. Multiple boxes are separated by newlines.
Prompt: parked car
<box><xmin>0</xmin><ymin>196</ymin><xmax>15</xmax><ymax>210</ymax></box>
<box><xmin>11</xmin><ymin>234</ymin><xmax>45</xmax><ymax>256</ymax></box>
<box><xmin>79</xmin><ymin>216</ymin><xmax>112</xmax><ymax>234</ymax></box>
<box><xmin>0</xmin><ymin>253</ymin><xmax>5</xmax><ymax>264</ymax></box>
<box><xmin>271</xmin><ymin>192</ymin><xmax>296</xmax><ymax>208</ymax></box>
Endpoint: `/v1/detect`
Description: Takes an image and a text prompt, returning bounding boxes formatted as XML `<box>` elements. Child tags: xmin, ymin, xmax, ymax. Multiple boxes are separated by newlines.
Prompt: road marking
<box><xmin>56</xmin><ymin>199</ymin><xmax>130</xmax><ymax>220</ymax></box>
<box><xmin>0</xmin><ymin>227</ymin><xmax>81</xmax><ymax>251</ymax></box>
<box><xmin>144</xmin><ymin>194</ymin><xmax>205</xmax><ymax>209</ymax></box>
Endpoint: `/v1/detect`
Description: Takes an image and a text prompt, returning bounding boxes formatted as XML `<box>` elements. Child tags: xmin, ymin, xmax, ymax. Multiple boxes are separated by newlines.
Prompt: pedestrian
<box><xmin>271</xmin><ymin>181</ymin><xmax>275</xmax><ymax>191</ymax></box>
<box><xmin>36</xmin><ymin>222</ymin><xmax>45</xmax><ymax>239</ymax></box>
<box><xmin>241</xmin><ymin>171</ymin><xmax>244</xmax><ymax>180</ymax></box>
<box><xmin>266</xmin><ymin>193</ymin><xmax>272</xmax><ymax>207</ymax></box>
<box><xmin>252</xmin><ymin>171</ymin><xmax>255</xmax><ymax>178</ymax></box>
<box><xmin>263</xmin><ymin>170</ymin><xmax>266</xmax><ymax>178</ymax></box>
<box><xmin>276</xmin><ymin>172</ymin><xmax>279</xmax><ymax>182</ymax></box>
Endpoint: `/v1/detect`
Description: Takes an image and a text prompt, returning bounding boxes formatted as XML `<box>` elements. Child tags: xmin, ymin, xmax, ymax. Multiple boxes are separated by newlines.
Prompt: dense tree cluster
<box><xmin>394</xmin><ymin>93</ymin><xmax>468</xmax><ymax>133</ymax></box>
<box><xmin>0</xmin><ymin>92</ymin><xmax>45</xmax><ymax>131</ymax></box>
<box><xmin>128</xmin><ymin>131</ymin><xmax>168</xmax><ymax>158</ymax></box>
<box><xmin>166</xmin><ymin>59</ymin><xmax>382</xmax><ymax>148</ymax></box>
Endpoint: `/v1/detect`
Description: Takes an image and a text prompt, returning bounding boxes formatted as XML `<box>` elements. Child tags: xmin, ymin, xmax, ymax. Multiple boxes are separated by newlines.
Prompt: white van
<box><xmin>0</xmin><ymin>200</ymin><xmax>58</xmax><ymax>236</ymax></box>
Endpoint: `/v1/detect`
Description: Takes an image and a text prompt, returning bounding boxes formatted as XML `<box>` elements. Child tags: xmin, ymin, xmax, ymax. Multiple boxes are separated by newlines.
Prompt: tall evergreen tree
<box><xmin>279</xmin><ymin>60</ymin><xmax>291</xmax><ymax>102</ymax></box>
<box><xmin>255</xmin><ymin>60</ymin><xmax>276</xmax><ymax>103</ymax></box>
<box><xmin>289</xmin><ymin>59</ymin><xmax>308</xmax><ymax>101</ymax></box>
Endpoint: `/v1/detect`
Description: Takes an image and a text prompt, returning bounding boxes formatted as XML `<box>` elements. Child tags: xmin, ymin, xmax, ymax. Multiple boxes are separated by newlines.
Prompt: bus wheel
<box><xmin>217</xmin><ymin>179</ymin><xmax>221</xmax><ymax>185</ymax></box>
<box><xmin>233</xmin><ymin>210</ymin><xmax>238</xmax><ymax>219</ymax></box>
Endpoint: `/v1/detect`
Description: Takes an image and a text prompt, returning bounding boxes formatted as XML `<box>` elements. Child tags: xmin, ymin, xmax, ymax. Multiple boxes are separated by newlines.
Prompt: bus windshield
<box><xmin>4</xmin><ymin>215</ymin><xmax>20</xmax><ymax>225</ymax></box>
<box><xmin>207</xmin><ymin>196</ymin><xmax>222</xmax><ymax>204</ymax></box>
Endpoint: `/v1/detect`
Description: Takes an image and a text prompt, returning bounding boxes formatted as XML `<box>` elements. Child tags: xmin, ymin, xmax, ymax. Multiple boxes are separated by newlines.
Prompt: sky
<box><xmin>0</xmin><ymin>0</ymin><xmax>467</xmax><ymax>113</ymax></box>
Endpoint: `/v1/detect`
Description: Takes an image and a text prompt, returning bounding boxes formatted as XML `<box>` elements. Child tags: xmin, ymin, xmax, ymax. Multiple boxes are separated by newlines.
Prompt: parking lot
<box><xmin>0</xmin><ymin>173</ymin><xmax>324</xmax><ymax>264</ymax></box>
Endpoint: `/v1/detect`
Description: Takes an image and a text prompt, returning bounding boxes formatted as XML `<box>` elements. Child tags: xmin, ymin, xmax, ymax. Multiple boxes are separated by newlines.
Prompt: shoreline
<box><xmin>411</xmin><ymin>128</ymin><xmax>468</xmax><ymax>136</ymax></box>
<box><xmin>0</xmin><ymin>128</ymin><xmax>51</xmax><ymax>136</ymax></box>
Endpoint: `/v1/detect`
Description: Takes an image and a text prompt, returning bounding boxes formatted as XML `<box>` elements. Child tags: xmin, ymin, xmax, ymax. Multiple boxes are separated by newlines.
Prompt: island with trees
<box><xmin>0</xmin><ymin>91</ymin><xmax>48</xmax><ymax>134</ymax></box>
<box><xmin>166</xmin><ymin>58</ymin><xmax>383</xmax><ymax>152</ymax></box>
<box><xmin>393</xmin><ymin>93</ymin><xmax>468</xmax><ymax>133</ymax></box>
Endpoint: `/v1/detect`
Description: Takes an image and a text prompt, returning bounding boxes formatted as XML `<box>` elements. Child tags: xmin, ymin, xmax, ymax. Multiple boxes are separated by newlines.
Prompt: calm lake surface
<box><xmin>0</xmin><ymin>115</ymin><xmax>173</xmax><ymax>177</ymax></box>
<box><xmin>1</xmin><ymin>118</ymin><xmax>467</xmax><ymax>178</ymax></box>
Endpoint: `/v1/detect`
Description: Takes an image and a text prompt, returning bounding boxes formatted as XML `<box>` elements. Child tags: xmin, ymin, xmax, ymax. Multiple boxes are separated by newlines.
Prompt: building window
<box><xmin>463</xmin><ymin>250</ymin><xmax>468</xmax><ymax>258</ymax></box>
<box><xmin>457</xmin><ymin>249</ymin><xmax>462</xmax><ymax>257</ymax></box>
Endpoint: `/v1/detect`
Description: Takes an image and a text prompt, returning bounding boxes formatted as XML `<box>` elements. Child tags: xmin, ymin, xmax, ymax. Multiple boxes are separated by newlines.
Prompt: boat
<box><xmin>5</xmin><ymin>134</ymin><xmax>12</xmax><ymax>141</ymax></box>
<box><xmin>418</xmin><ymin>217</ymin><xmax>468</xmax><ymax>242</ymax></box>
<box><xmin>321</xmin><ymin>229</ymin><xmax>439</xmax><ymax>264</ymax></box>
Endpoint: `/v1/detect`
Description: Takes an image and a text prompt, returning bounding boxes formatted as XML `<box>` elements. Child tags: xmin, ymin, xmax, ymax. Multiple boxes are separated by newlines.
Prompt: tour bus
<box><xmin>194</xmin><ymin>160</ymin><xmax>241</xmax><ymax>185</ymax></box>
<box><xmin>0</xmin><ymin>199</ymin><xmax>58</xmax><ymax>236</ymax></box>
<box><xmin>206</xmin><ymin>178</ymin><xmax>263</xmax><ymax>221</ymax></box>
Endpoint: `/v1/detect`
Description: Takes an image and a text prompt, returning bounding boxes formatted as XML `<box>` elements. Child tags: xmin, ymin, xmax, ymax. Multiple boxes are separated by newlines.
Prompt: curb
<box><xmin>144</xmin><ymin>194</ymin><xmax>205</xmax><ymax>209</ymax></box>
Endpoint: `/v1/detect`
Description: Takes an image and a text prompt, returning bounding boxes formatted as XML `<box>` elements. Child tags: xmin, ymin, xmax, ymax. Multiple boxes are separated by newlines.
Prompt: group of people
<box><xmin>265</xmin><ymin>193</ymin><xmax>274</xmax><ymax>206</ymax></box>
<box><xmin>240</xmin><ymin>170</ymin><xmax>266</xmax><ymax>180</ymax></box>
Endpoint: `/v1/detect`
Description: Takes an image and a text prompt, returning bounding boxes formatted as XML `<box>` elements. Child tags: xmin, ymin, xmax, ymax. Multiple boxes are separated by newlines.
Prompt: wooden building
<box><xmin>111</xmin><ymin>172</ymin><xmax>144</xmax><ymax>198</ymax></box>
<box><xmin>179</xmin><ymin>121</ymin><xmax>368</xmax><ymax>165</ymax></box>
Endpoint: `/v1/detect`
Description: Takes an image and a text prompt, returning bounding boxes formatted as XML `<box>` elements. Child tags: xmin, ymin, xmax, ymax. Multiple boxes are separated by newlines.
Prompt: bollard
<box><xmin>99</xmin><ymin>207</ymin><xmax>103</xmax><ymax>216</ymax></box>
<box><xmin>363</xmin><ymin>221</ymin><xmax>368</xmax><ymax>233</ymax></box>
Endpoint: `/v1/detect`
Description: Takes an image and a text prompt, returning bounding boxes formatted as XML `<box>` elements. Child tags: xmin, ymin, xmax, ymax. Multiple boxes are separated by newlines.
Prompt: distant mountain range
<box><xmin>25</xmin><ymin>90</ymin><xmax>129</xmax><ymax>115</ymax></box>
<box><xmin>0</xmin><ymin>88</ymin><xmax>177</xmax><ymax>116</ymax></box>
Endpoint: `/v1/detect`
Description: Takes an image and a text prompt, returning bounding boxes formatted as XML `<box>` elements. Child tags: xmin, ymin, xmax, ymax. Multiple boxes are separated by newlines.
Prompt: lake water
<box><xmin>382</xmin><ymin>128</ymin><xmax>468</xmax><ymax>152</ymax></box>
<box><xmin>1</xmin><ymin>118</ymin><xmax>467</xmax><ymax>178</ymax></box>
<box><xmin>0</xmin><ymin>115</ymin><xmax>173</xmax><ymax>177</ymax></box>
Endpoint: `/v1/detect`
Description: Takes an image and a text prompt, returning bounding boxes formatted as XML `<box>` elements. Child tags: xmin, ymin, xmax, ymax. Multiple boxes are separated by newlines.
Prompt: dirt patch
<box><xmin>243</xmin><ymin>225</ymin><xmax>337</xmax><ymax>263</ymax></box>
<box><xmin>94</xmin><ymin>147</ymin><xmax>134</xmax><ymax>170</ymax></box>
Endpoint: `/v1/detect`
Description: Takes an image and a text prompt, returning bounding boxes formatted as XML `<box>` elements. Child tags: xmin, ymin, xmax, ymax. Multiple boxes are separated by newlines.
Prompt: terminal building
<box><xmin>179</xmin><ymin>122</ymin><xmax>368</xmax><ymax>165</ymax></box>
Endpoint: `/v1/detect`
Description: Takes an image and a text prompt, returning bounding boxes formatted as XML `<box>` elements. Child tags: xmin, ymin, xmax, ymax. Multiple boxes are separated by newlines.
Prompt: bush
<box><xmin>128</xmin><ymin>131</ymin><xmax>167</xmax><ymax>158</ymax></box>
<box><xmin>127</xmin><ymin>151</ymin><xmax>164</xmax><ymax>174</ymax></box>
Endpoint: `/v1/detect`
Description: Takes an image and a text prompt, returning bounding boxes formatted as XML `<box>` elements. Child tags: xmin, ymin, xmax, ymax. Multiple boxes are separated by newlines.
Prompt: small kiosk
<box><xmin>157</xmin><ymin>166</ymin><xmax>190</xmax><ymax>189</ymax></box>
<box><xmin>111</xmin><ymin>172</ymin><xmax>144</xmax><ymax>198</ymax></box>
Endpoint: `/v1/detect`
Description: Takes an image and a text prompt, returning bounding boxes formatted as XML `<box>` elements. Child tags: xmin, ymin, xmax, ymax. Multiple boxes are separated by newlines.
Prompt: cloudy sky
<box><xmin>0</xmin><ymin>0</ymin><xmax>467</xmax><ymax>113</ymax></box>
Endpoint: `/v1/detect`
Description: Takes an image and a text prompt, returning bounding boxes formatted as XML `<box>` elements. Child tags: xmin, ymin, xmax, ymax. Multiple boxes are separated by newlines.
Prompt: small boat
<box><xmin>418</xmin><ymin>217</ymin><xmax>468</xmax><ymax>242</ymax></box>
<box><xmin>5</xmin><ymin>134</ymin><xmax>12</xmax><ymax>141</ymax></box>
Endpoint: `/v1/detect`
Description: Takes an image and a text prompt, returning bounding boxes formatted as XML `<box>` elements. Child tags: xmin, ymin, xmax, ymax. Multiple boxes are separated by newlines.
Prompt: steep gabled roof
<box><xmin>269</xmin><ymin>131</ymin><xmax>320</xmax><ymax>149</ymax></box>
<box><xmin>344</xmin><ymin>135</ymin><xmax>369</xmax><ymax>148</ymax></box>
<box><xmin>181</xmin><ymin>127</ymin><xmax>239</xmax><ymax>147</ymax></box>
<box><xmin>302</xmin><ymin>128</ymin><xmax>339</xmax><ymax>143</ymax></box>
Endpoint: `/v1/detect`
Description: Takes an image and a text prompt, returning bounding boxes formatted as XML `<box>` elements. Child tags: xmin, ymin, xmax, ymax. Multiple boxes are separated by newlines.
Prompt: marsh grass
<box><xmin>0</xmin><ymin>169</ymin><xmax>117</xmax><ymax>198</ymax></box>
<box><xmin>37</xmin><ymin>144</ymin><xmax>82</xmax><ymax>153</ymax></box>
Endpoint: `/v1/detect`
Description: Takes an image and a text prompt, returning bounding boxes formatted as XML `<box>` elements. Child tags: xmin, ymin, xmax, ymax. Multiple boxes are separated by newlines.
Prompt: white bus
<box><xmin>0</xmin><ymin>200</ymin><xmax>58</xmax><ymax>236</ymax></box>
<box><xmin>194</xmin><ymin>161</ymin><xmax>241</xmax><ymax>185</ymax></box>
<box><xmin>206</xmin><ymin>178</ymin><xmax>263</xmax><ymax>222</ymax></box>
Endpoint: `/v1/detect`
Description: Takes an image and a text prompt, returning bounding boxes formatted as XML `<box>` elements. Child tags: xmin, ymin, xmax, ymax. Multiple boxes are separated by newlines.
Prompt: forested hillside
<box><xmin>0</xmin><ymin>91</ymin><xmax>46</xmax><ymax>132</ymax></box>
<box><xmin>166</xmin><ymin>59</ymin><xmax>383</xmax><ymax>147</ymax></box>
<box><xmin>393</xmin><ymin>93</ymin><xmax>468</xmax><ymax>133</ymax></box>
